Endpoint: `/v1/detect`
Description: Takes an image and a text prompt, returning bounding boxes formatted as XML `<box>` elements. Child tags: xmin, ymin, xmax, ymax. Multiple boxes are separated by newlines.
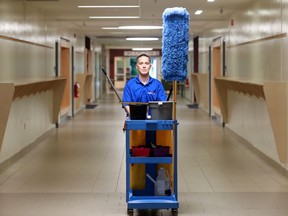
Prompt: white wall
<box><xmin>224</xmin><ymin>0</ymin><xmax>288</xmax><ymax>167</ymax></box>
<box><xmin>0</xmin><ymin>1</ymin><xmax>87</xmax><ymax>163</ymax></box>
<box><xmin>1</xmin><ymin>92</ymin><xmax>54</xmax><ymax>163</ymax></box>
<box><xmin>227</xmin><ymin>92</ymin><xmax>280</xmax><ymax>165</ymax></box>
<box><xmin>74</xmin><ymin>37</ymin><xmax>85</xmax><ymax>74</ymax></box>
<box><xmin>198</xmin><ymin>38</ymin><xmax>211</xmax><ymax>73</ymax></box>
<box><xmin>196</xmin><ymin>0</ymin><xmax>288</xmax><ymax>168</ymax></box>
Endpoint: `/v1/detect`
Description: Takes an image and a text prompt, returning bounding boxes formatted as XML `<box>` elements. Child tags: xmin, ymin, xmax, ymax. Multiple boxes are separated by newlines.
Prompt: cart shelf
<box><xmin>125</xmin><ymin>120</ymin><xmax>177</xmax><ymax>130</ymax></box>
<box><xmin>128</xmin><ymin>192</ymin><xmax>178</xmax><ymax>209</ymax></box>
<box><xmin>129</xmin><ymin>156</ymin><xmax>172</xmax><ymax>164</ymax></box>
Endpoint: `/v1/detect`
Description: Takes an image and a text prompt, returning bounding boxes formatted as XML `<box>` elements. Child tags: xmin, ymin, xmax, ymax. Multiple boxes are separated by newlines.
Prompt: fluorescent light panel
<box><xmin>207</xmin><ymin>0</ymin><xmax>215</xmax><ymax>2</ymax></box>
<box><xmin>101</xmin><ymin>26</ymin><xmax>162</xmax><ymax>30</ymax></box>
<box><xmin>90</xmin><ymin>16</ymin><xmax>139</xmax><ymax>19</ymax></box>
<box><xmin>195</xmin><ymin>10</ymin><xmax>203</xmax><ymax>15</ymax></box>
<box><xmin>126</xmin><ymin>37</ymin><xmax>158</xmax><ymax>41</ymax></box>
<box><xmin>78</xmin><ymin>5</ymin><xmax>139</xmax><ymax>8</ymax></box>
<box><xmin>132</xmin><ymin>48</ymin><xmax>153</xmax><ymax>51</ymax></box>
<box><xmin>119</xmin><ymin>26</ymin><xmax>162</xmax><ymax>30</ymax></box>
<box><xmin>102</xmin><ymin>27</ymin><xmax>119</xmax><ymax>30</ymax></box>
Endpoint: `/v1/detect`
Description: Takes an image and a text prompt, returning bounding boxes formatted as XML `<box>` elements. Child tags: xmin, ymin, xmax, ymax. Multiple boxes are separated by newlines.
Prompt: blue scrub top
<box><xmin>122</xmin><ymin>76</ymin><xmax>167</xmax><ymax>103</ymax></box>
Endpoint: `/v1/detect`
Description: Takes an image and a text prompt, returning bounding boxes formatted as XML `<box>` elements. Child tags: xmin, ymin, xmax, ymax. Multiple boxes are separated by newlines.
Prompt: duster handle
<box><xmin>173</xmin><ymin>81</ymin><xmax>177</xmax><ymax>120</ymax></box>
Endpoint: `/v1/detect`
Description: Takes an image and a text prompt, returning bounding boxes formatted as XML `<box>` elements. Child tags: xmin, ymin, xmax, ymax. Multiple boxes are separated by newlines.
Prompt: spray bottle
<box><xmin>156</xmin><ymin>167</ymin><xmax>170</xmax><ymax>196</ymax></box>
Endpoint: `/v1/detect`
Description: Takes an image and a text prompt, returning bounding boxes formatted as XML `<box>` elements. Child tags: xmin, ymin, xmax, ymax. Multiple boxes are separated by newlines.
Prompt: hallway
<box><xmin>0</xmin><ymin>93</ymin><xmax>288</xmax><ymax>216</ymax></box>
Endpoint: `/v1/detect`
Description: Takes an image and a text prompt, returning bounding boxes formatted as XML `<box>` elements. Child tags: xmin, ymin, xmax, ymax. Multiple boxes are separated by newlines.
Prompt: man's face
<box><xmin>136</xmin><ymin>56</ymin><xmax>151</xmax><ymax>76</ymax></box>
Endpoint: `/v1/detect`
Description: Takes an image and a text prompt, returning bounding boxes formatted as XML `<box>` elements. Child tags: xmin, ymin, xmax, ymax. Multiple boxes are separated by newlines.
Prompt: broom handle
<box><xmin>173</xmin><ymin>81</ymin><xmax>177</xmax><ymax>120</ymax></box>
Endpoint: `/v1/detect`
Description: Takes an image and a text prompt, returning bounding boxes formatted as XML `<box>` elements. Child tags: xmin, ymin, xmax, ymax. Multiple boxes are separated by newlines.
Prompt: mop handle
<box><xmin>101</xmin><ymin>67</ymin><xmax>130</xmax><ymax>116</ymax></box>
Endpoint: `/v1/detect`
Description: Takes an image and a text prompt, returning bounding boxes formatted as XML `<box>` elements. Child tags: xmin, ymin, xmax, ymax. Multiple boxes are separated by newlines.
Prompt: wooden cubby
<box><xmin>214</xmin><ymin>77</ymin><xmax>288</xmax><ymax>162</ymax></box>
<box><xmin>0</xmin><ymin>77</ymin><xmax>66</xmax><ymax>150</ymax></box>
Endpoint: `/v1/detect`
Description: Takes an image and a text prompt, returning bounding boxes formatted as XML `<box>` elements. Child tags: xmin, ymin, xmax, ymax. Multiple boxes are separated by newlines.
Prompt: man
<box><xmin>122</xmin><ymin>54</ymin><xmax>167</xmax><ymax>114</ymax></box>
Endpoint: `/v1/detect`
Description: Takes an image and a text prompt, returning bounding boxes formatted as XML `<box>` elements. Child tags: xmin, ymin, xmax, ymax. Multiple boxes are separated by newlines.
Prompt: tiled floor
<box><xmin>1</xmin><ymin>92</ymin><xmax>288</xmax><ymax>215</ymax></box>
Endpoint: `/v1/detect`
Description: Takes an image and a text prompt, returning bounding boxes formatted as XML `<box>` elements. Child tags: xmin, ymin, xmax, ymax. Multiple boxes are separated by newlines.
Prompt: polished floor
<box><xmin>1</xmin><ymin>92</ymin><xmax>288</xmax><ymax>216</ymax></box>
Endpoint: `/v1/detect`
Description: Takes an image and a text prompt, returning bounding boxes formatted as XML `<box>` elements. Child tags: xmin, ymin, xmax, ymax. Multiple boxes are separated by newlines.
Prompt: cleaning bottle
<box><xmin>156</xmin><ymin>167</ymin><xmax>170</xmax><ymax>196</ymax></box>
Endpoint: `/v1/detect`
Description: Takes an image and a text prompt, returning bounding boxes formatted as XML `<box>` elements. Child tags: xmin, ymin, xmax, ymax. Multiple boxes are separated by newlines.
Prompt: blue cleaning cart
<box><xmin>125</xmin><ymin>120</ymin><xmax>179</xmax><ymax>215</ymax></box>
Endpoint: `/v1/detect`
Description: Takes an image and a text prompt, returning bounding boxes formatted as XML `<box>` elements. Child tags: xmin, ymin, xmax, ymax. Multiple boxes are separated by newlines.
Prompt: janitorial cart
<box><xmin>125</xmin><ymin>6</ymin><xmax>190</xmax><ymax>215</ymax></box>
<box><xmin>125</xmin><ymin>116</ymin><xmax>179</xmax><ymax>215</ymax></box>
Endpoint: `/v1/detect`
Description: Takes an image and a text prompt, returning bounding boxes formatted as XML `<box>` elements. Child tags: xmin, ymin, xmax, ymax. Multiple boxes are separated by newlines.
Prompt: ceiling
<box><xmin>25</xmin><ymin>0</ymin><xmax>255</xmax><ymax>49</ymax></box>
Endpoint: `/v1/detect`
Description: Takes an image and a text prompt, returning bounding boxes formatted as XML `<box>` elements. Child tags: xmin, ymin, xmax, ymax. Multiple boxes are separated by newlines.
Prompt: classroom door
<box><xmin>60</xmin><ymin>39</ymin><xmax>71</xmax><ymax>117</ymax></box>
<box><xmin>211</xmin><ymin>37</ymin><xmax>222</xmax><ymax>116</ymax></box>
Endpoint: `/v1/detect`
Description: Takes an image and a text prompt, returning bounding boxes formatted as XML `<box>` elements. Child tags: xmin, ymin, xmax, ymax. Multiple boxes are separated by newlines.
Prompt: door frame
<box><xmin>210</xmin><ymin>36</ymin><xmax>225</xmax><ymax>118</ymax></box>
<box><xmin>59</xmin><ymin>38</ymin><xmax>72</xmax><ymax>118</ymax></box>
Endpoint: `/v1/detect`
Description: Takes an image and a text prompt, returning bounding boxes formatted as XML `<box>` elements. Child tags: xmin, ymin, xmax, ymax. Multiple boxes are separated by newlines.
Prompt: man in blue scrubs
<box><xmin>122</xmin><ymin>54</ymin><xmax>167</xmax><ymax>114</ymax></box>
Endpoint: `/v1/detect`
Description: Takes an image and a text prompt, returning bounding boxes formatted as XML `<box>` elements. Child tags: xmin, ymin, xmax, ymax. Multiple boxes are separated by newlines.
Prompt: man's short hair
<box><xmin>136</xmin><ymin>54</ymin><xmax>151</xmax><ymax>63</ymax></box>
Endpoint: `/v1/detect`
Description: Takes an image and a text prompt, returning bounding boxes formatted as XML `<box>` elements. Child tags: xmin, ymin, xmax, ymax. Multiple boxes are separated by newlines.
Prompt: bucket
<box><xmin>149</xmin><ymin>101</ymin><xmax>172</xmax><ymax>120</ymax></box>
<box><xmin>152</xmin><ymin>145</ymin><xmax>170</xmax><ymax>157</ymax></box>
<box><xmin>129</xmin><ymin>104</ymin><xmax>147</xmax><ymax>120</ymax></box>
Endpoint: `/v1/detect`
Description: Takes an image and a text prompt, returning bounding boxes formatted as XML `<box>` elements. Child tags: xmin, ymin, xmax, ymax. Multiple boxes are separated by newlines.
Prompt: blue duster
<box><xmin>162</xmin><ymin>7</ymin><xmax>190</xmax><ymax>81</ymax></box>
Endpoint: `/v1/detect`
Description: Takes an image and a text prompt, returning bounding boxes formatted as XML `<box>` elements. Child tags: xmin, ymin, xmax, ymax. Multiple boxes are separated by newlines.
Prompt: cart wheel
<box><xmin>127</xmin><ymin>208</ymin><xmax>133</xmax><ymax>215</ymax></box>
<box><xmin>171</xmin><ymin>208</ymin><xmax>178</xmax><ymax>216</ymax></box>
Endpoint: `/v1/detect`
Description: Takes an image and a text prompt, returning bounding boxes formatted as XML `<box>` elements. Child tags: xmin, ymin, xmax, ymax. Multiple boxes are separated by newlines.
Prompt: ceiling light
<box><xmin>101</xmin><ymin>27</ymin><xmax>119</xmax><ymax>29</ymax></box>
<box><xmin>119</xmin><ymin>26</ymin><xmax>163</xmax><ymax>30</ymax></box>
<box><xmin>126</xmin><ymin>37</ymin><xmax>159</xmax><ymax>41</ymax></box>
<box><xmin>132</xmin><ymin>48</ymin><xmax>153</xmax><ymax>51</ymax></box>
<box><xmin>207</xmin><ymin>0</ymin><xmax>215</xmax><ymax>2</ymax></box>
<box><xmin>102</xmin><ymin>26</ymin><xmax>162</xmax><ymax>30</ymax></box>
<box><xmin>195</xmin><ymin>10</ymin><xmax>203</xmax><ymax>15</ymax></box>
<box><xmin>78</xmin><ymin>5</ymin><xmax>139</xmax><ymax>8</ymax></box>
<box><xmin>89</xmin><ymin>16</ymin><xmax>139</xmax><ymax>19</ymax></box>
